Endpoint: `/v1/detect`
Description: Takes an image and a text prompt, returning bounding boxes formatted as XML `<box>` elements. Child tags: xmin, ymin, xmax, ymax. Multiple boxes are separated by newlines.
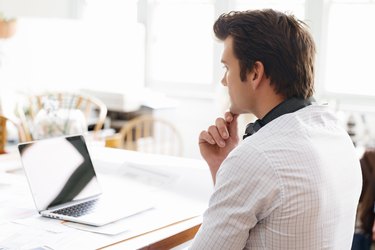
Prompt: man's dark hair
<box><xmin>214</xmin><ymin>9</ymin><xmax>316</xmax><ymax>99</ymax></box>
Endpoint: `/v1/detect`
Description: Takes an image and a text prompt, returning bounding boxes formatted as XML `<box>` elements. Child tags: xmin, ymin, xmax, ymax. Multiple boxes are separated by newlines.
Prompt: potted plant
<box><xmin>0</xmin><ymin>12</ymin><xmax>17</xmax><ymax>39</ymax></box>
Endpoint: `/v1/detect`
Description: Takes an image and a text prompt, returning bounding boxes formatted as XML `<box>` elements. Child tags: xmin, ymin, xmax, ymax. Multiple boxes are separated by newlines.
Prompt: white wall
<box><xmin>0</xmin><ymin>4</ymin><xmax>145</xmax><ymax>114</ymax></box>
<box><xmin>0</xmin><ymin>0</ymin><xmax>84</xmax><ymax>19</ymax></box>
<box><xmin>0</xmin><ymin>20</ymin><xmax>144</xmax><ymax>91</ymax></box>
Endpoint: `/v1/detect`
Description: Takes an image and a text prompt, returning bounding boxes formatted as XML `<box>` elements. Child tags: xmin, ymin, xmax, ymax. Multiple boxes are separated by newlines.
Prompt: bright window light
<box><xmin>325</xmin><ymin>2</ymin><xmax>375</xmax><ymax>96</ymax></box>
<box><xmin>233</xmin><ymin>0</ymin><xmax>305</xmax><ymax>18</ymax></box>
<box><xmin>148</xmin><ymin>1</ymin><xmax>214</xmax><ymax>85</ymax></box>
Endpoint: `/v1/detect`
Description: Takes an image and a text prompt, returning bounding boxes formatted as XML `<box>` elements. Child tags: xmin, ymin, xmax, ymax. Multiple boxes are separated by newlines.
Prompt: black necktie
<box><xmin>243</xmin><ymin>97</ymin><xmax>313</xmax><ymax>140</ymax></box>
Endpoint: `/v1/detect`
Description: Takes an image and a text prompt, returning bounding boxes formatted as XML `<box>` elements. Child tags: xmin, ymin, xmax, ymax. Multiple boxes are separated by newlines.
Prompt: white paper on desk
<box><xmin>121</xmin><ymin>162</ymin><xmax>179</xmax><ymax>187</ymax></box>
<box><xmin>13</xmin><ymin>214</ymin><xmax>70</xmax><ymax>233</ymax></box>
<box><xmin>96</xmin><ymin>161</ymin><xmax>180</xmax><ymax>189</ymax></box>
<box><xmin>0</xmin><ymin>221</ymin><xmax>110</xmax><ymax>250</ymax></box>
<box><xmin>0</xmin><ymin>173</ymin><xmax>37</xmax><ymax>224</ymax></box>
<box><xmin>0</xmin><ymin>222</ymin><xmax>60</xmax><ymax>249</ymax></box>
<box><xmin>0</xmin><ymin>206</ymin><xmax>36</xmax><ymax>224</ymax></box>
<box><xmin>64</xmin><ymin>198</ymin><xmax>205</xmax><ymax>237</ymax></box>
<box><xmin>117</xmin><ymin>159</ymin><xmax>212</xmax><ymax>203</ymax></box>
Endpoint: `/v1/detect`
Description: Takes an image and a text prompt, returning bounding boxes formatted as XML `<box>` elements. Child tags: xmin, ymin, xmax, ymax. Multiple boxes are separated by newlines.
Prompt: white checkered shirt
<box><xmin>190</xmin><ymin>105</ymin><xmax>362</xmax><ymax>250</ymax></box>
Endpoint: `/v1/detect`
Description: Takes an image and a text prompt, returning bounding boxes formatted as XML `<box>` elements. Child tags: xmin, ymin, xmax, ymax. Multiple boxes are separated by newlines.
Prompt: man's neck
<box><xmin>254</xmin><ymin>95</ymin><xmax>285</xmax><ymax>119</ymax></box>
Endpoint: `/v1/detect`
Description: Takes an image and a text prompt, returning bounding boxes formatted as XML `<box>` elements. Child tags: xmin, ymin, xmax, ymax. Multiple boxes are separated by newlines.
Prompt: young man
<box><xmin>191</xmin><ymin>9</ymin><xmax>362</xmax><ymax>249</ymax></box>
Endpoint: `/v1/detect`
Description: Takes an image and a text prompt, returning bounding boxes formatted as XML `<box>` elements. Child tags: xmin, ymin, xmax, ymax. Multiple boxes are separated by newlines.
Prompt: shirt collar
<box><xmin>243</xmin><ymin>97</ymin><xmax>314</xmax><ymax>139</ymax></box>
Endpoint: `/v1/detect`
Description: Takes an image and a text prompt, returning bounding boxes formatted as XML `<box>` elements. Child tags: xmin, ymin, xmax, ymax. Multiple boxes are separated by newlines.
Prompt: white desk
<box><xmin>0</xmin><ymin>146</ymin><xmax>212</xmax><ymax>249</ymax></box>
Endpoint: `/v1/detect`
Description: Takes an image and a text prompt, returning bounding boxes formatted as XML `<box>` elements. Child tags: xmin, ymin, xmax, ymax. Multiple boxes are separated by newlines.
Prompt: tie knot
<box><xmin>243</xmin><ymin>120</ymin><xmax>262</xmax><ymax>139</ymax></box>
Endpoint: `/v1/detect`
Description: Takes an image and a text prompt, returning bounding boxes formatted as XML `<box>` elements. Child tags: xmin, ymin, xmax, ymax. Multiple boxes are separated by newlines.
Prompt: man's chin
<box><xmin>229</xmin><ymin>107</ymin><xmax>242</xmax><ymax>115</ymax></box>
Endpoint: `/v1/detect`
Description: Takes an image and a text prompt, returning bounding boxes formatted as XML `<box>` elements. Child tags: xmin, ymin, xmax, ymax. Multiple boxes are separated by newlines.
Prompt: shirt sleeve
<box><xmin>190</xmin><ymin>145</ymin><xmax>282</xmax><ymax>250</ymax></box>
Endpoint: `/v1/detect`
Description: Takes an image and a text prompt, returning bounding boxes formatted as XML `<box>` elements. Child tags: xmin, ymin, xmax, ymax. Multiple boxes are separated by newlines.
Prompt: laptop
<box><xmin>18</xmin><ymin>135</ymin><xmax>153</xmax><ymax>226</ymax></box>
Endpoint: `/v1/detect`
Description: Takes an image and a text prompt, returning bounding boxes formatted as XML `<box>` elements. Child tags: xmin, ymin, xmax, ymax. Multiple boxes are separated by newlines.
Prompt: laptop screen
<box><xmin>19</xmin><ymin>135</ymin><xmax>102</xmax><ymax>211</ymax></box>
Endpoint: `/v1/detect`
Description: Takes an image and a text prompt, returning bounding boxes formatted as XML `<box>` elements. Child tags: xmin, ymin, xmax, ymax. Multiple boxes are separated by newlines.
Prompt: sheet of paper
<box><xmin>0</xmin><ymin>173</ymin><xmax>37</xmax><ymax>225</ymax></box>
<box><xmin>63</xmin><ymin>190</ymin><xmax>206</xmax><ymax>236</ymax></box>
<box><xmin>64</xmin><ymin>205</ymin><xmax>201</xmax><ymax>236</ymax></box>
<box><xmin>13</xmin><ymin>215</ymin><xmax>70</xmax><ymax>234</ymax></box>
<box><xmin>0</xmin><ymin>222</ymin><xmax>110</xmax><ymax>250</ymax></box>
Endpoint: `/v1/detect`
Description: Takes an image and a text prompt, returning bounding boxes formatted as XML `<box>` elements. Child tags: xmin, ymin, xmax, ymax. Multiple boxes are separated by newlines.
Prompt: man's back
<box><xmin>192</xmin><ymin>105</ymin><xmax>362</xmax><ymax>249</ymax></box>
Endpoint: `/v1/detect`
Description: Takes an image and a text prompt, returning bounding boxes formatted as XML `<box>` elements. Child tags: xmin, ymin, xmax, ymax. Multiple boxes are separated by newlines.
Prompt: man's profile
<box><xmin>190</xmin><ymin>9</ymin><xmax>362</xmax><ymax>249</ymax></box>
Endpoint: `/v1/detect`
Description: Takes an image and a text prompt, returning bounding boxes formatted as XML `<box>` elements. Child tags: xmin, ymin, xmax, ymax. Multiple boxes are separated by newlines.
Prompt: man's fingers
<box><xmin>199</xmin><ymin>129</ymin><xmax>225</xmax><ymax>147</ymax></box>
<box><xmin>223</xmin><ymin>112</ymin><xmax>238</xmax><ymax>138</ymax></box>
<box><xmin>224</xmin><ymin>111</ymin><xmax>234</xmax><ymax>123</ymax></box>
<box><xmin>199</xmin><ymin>130</ymin><xmax>215</xmax><ymax>145</ymax></box>
<box><xmin>199</xmin><ymin>113</ymin><xmax>239</xmax><ymax>148</ymax></box>
<box><xmin>227</xmin><ymin>114</ymin><xmax>238</xmax><ymax>138</ymax></box>
<box><xmin>215</xmin><ymin>118</ymin><xmax>229</xmax><ymax>139</ymax></box>
<box><xmin>208</xmin><ymin>125</ymin><xmax>226</xmax><ymax>147</ymax></box>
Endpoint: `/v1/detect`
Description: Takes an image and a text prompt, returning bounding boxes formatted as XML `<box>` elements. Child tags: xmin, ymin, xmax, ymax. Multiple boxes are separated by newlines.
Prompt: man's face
<box><xmin>221</xmin><ymin>36</ymin><xmax>253</xmax><ymax>115</ymax></box>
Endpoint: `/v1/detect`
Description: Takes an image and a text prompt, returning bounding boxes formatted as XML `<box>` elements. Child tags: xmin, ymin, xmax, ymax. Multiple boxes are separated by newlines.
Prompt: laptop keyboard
<box><xmin>53</xmin><ymin>199</ymin><xmax>98</xmax><ymax>217</ymax></box>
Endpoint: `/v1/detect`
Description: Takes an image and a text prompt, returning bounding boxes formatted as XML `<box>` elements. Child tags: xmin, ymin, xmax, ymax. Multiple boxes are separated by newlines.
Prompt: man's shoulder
<box><xmin>248</xmin><ymin>104</ymin><xmax>341</xmax><ymax>142</ymax></box>
<box><xmin>220</xmin><ymin>142</ymin><xmax>275</xmax><ymax>177</ymax></box>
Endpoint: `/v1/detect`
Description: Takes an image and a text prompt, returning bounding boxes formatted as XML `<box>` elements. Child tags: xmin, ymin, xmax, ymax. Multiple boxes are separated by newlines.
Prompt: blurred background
<box><xmin>0</xmin><ymin>0</ymin><xmax>375</xmax><ymax>158</ymax></box>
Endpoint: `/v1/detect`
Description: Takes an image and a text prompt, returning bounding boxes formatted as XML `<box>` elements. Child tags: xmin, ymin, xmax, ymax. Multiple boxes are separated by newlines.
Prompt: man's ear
<box><xmin>247</xmin><ymin>61</ymin><xmax>265</xmax><ymax>90</ymax></box>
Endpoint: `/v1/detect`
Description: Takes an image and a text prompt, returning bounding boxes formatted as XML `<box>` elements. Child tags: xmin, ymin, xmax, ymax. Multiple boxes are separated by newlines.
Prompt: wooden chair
<box><xmin>105</xmin><ymin>115</ymin><xmax>183</xmax><ymax>156</ymax></box>
<box><xmin>17</xmin><ymin>92</ymin><xmax>107</xmax><ymax>141</ymax></box>
<box><xmin>0</xmin><ymin>115</ymin><xmax>27</xmax><ymax>154</ymax></box>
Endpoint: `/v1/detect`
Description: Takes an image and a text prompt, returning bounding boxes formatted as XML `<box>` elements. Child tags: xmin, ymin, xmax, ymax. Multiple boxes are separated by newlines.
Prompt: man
<box><xmin>190</xmin><ymin>9</ymin><xmax>362</xmax><ymax>249</ymax></box>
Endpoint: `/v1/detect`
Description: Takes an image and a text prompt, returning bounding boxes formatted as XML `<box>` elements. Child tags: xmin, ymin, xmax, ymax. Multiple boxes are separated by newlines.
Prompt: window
<box><xmin>144</xmin><ymin>0</ymin><xmax>305</xmax><ymax>95</ymax></box>
<box><xmin>325</xmin><ymin>0</ymin><xmax>375</xmax><ymax>97</ymax></box>
<box><xmin>145</xmin><ymin>0</ymin><xmax>214</xmax><ymax>92</ymax></box>
<box><xmin>145</xmin><ymin>0</ymin><xmax>375</xmax><ymax>105</ymax></box>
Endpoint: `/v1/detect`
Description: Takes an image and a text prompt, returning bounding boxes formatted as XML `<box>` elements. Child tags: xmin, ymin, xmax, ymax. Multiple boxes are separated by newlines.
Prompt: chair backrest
<box><xmin>17</xmin><ymin>92</ymin><xmax>107</xmax><ymax>141</ymax></box>
<box><xmin>0</xmin><ymin>115</ymin><xmax>27</xmax><ymax>154</ymax></box>
<box><xmin>105</xmin><ymin>115</ymin><xmax>183</xmax><ymax>156</ymax></box>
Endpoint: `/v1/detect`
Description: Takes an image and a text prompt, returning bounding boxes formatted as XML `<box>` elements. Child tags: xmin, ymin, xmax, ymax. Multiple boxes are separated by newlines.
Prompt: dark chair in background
<box><xmin>352</xmin><ymin>149</ymin><xmax>375</xmax><ymax>250</ymax></box>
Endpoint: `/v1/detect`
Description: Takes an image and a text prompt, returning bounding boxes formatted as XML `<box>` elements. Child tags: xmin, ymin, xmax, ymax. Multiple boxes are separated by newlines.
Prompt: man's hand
<box><xmin>199</xmin><ymin>112</ymin><xmax>239</xmax><ymax>184</ymax></box>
